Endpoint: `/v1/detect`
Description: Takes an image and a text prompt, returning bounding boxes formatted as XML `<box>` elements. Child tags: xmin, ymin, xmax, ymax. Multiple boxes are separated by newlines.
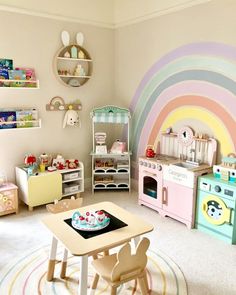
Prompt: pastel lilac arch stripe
<box><xmin>130</xmin><ymin>42</ymin><xmax>236</xmax><ymax>111</ymax></box>
<box><xmin>132</xmin><ymin>69</ymin><xmax>236</xmax><ymax>155</ymax></box>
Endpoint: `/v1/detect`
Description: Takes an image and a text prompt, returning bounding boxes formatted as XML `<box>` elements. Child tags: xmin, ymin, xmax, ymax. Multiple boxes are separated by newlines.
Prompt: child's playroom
<box><xmin>1</xmin><ymin>1</ymin><xmax>236</xmax><ymax>294</ymax></box>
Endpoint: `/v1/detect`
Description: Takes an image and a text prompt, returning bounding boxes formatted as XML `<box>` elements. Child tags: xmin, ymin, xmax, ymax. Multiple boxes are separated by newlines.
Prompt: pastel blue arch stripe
<box><xmin>132</xmin><ymin>55</ymin><xmax>236</xmax><ymax>136</ymax></box>
<box><xmin>130</xmin><ymin>42</ymin><xmax>236</xmax><ymax>111</ymax></box>
<box><xmin>132</xmin><ymin>69</ymin><xmax>236</xmax><ymax>158</ymax></box>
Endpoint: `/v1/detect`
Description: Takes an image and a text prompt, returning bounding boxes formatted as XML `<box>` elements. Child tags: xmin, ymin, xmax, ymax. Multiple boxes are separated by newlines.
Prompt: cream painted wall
<box><xmin>114</xmin><ymin>0</ymin><xmax>236</xmax><ymax>157</ymax></box>
<box><xmin>0</xmin><ymin>0</ymin><xmax>114</xmax><ymax>27</ymax></box>
<box><xmin>113</xmin><ymin>0</ymin><xmax>212</xmax><ymax>27</ymax></box>
<box><xmin>115</xmin><ymin>0</ymin><xmax>236</xmax><ymax>108</ymax></box>
<box><xmin>0</xmin><ymin>11</ymin><xmax>114</xmax><ymax>181</ymax></box>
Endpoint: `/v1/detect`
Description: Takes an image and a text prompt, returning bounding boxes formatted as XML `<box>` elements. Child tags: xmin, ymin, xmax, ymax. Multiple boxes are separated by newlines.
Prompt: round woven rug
<box><xmin>0</xmin><ymin>245</ymin><xmax>187</xmax><ymax>295</ymax></box>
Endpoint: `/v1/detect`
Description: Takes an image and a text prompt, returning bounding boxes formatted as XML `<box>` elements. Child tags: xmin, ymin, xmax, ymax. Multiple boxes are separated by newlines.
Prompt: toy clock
<box><xmin>177</xmin><ymin>126</ymin><xmax>194</xmax><ymax>146</ymax></box>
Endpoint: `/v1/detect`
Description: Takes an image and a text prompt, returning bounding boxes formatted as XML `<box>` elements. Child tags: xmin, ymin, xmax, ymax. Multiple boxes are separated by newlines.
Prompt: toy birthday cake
<box><xmin>72</xmin><ymin>210</ymin><xmax>110</xmax><ymax>231</ymax></box>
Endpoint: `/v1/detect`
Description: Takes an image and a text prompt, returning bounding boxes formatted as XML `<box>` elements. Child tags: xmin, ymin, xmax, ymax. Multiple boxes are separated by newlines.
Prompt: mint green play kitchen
<box><xmin>195</xmin><ymin>154</ymin><xmax>236</xmax><ymax>244</ymax></box>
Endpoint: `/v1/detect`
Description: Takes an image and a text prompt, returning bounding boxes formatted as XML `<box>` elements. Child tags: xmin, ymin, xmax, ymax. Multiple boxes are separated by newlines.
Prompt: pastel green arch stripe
<box><xmin>155</xmin><ymin>107</ymin><xmax>233</xmax><ymax>156</ymax></box>
<box><xmin>132</xmin><ymin>56</ymin><xmax>236</xmax><ymax>141</ymax></box>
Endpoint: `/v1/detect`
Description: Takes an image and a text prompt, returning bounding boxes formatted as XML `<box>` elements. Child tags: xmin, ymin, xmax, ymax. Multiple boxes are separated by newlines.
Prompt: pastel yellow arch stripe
<box><xmin>154</xmin><ymin>107</ymin><xmax>233</xmax><ymax>156</ymax></box>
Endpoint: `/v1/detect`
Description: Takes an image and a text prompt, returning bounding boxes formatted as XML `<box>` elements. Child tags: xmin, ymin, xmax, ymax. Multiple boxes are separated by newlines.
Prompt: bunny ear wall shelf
<box><xmin>54</xmin><ymin>31</ymin><xmax>93</xmax><ymax>87</ymax></box>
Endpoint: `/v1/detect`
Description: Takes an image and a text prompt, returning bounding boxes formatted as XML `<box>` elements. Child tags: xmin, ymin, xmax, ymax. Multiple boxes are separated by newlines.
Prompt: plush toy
<box><xmin>63</xmin><ymin>108</ymin><xmax>80</xmax><ymax>128</ymax></box>
<box><xmin>66</xmin><ymin>159</ymin><xmax>79</xmax><ymax>169</ymax></box>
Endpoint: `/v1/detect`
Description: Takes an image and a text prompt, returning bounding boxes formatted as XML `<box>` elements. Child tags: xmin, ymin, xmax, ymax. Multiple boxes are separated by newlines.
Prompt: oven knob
<box><xmin>144</xmin><ymin>162</ymin><xmax>147</xmax><ymax>167</ymax></box>
<box><xmin>148</xmin><ymin>163</ymin><xmax>151</xmax><ymax>168</ymax></box>
<box><xmin>215</xmin><ymin>185</ymin><xmax>221</xmax><ymax>193</ymax></box>
<box><xmin>157</xmin><ymin>165</ymin><xmax>162</xmax><ymax>171</ymax></box>
<box><xmin>139</xmin><ymin>161</ymin><xmax>143</xmax><ymax>165</ymax></box>
<box><xmin>152</xmin><ymin>164</ymin><xmax>156</xmax><ymax>169</ymax></box>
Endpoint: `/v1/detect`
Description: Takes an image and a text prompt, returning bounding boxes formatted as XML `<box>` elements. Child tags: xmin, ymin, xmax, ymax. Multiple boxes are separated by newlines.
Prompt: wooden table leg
<box><xmin>79</xmin><ymin>255</ymin><xmax>88</xmax><ymax>295</ymax></box>
<box><xmin>47</xmin><ymin>236</ymin><xmax>58</xmax><ymax>281</ymax></box>
<box><xmin>60</xmin><ymin>248</ymin><xmax>68</xmax><ymax>279</ymax></box>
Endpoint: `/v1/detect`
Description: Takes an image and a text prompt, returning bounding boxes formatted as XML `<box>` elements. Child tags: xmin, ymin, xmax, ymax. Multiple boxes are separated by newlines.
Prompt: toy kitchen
<box><xmin>139</xmin><ymin>126</ymin><xmax>217</xmax><ymax>229</ymax></box>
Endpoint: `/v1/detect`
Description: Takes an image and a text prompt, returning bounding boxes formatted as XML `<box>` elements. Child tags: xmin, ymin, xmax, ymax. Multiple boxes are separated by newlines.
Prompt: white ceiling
<box><xmin>0</xmin><ymin>0</ymin><xmax>212</xmax><ymax>28</ymax></box>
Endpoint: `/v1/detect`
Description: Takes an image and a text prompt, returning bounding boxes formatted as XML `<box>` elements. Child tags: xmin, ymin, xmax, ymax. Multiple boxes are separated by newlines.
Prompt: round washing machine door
<box><xmin>202</xmin><ymin>195</ymin><xmax>231</xmax><ymax>225</ymax></box>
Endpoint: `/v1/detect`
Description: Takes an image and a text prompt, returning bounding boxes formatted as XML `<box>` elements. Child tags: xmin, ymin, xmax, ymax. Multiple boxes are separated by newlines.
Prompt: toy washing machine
<box><xmin>195</xmin><ymin>174</ymin><xmax>236</xmax><ymax>244</ymax></box>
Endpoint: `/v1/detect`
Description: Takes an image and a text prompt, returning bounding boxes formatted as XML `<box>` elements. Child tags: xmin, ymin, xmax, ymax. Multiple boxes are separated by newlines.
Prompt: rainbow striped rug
<box><xmin>0</xmin><ymin>245</ymin><xmax>187</xmax><ymax>295</ymax></box>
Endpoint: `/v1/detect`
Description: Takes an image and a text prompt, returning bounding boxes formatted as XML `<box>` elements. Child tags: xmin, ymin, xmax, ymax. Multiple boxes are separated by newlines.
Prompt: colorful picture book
<box><xmin>16</xmin><ymin>109</ymin><xmax>38</xmax><ymax>128</ymax></box>
<box><xmin>15</xmin><ymin>68</ymin><xmax>36</xmax><ymax>81</ymax></box>
<box><xmin>0</xmin><ymin>59</ymin><xmax>13</xmax><ymax>70</ymax></box>
<box><xmin>0</xmin><ymin>111</ymin><xmax>16</xmax><ymax>129</ymax></box>
<box><xmin>8</xmin><ymin>70</ymin><xmax>26</xmax><ymax>80</ymax></box>
<box><xmin>0</xmin><ymin>69</ymin><xmax>9</xmax><ymax>80</ymax></box>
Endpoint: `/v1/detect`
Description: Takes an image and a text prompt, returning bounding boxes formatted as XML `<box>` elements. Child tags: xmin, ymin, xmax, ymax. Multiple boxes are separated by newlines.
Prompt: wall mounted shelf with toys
<box><xmin>0</xmin><ymin>58</ymin><xmax>39</xmax><ymax>89</ymax></box>
<box><xmin>0</xmin><ymin>109</ymin><xmax>41</xmax><ymax>130</ymax></box>
<box><xmin>54</xmin><ymin>31</ymin><xmax>92</xmax><ymax>87</ymax></box>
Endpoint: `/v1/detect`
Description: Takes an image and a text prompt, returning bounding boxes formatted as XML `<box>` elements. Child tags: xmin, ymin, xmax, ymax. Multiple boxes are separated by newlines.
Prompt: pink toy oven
<box><xmin>138</xmin><ymin>155</ymin><xmax>178</xmax><ymax>211</ymax></box>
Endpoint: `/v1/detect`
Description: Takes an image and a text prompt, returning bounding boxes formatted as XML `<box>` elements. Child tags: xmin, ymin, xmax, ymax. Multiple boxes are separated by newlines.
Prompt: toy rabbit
<box><xmin>63</xmin><ymin>108</ymin><xmax>81</xmax><ymax>128</ymax></box>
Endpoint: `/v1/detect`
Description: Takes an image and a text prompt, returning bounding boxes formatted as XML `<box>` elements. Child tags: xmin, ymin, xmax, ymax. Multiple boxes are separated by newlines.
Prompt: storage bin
<box><xmin>63</xmin><ymin>172</ymin><xmax>79</xmax><ymax>181</ymax></box>
<box><xmin>63</xmin><ymin>183</ymin><xmax>80</xmax><ymax>194</ymax></box>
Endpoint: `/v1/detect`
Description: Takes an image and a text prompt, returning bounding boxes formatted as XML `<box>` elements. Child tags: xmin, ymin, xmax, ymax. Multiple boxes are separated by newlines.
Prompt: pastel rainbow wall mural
<box><xmin>130</xmin><ymin>42</ymin><xmax>236</xmax><ymax>174</ymax></box>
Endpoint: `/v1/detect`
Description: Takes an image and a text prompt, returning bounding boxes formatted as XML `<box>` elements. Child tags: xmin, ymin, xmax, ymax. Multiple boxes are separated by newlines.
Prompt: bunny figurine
<box><xmin>63</xmin><ymin>107</ymin><xmax>80</xmax><ymax>128</ymax></box>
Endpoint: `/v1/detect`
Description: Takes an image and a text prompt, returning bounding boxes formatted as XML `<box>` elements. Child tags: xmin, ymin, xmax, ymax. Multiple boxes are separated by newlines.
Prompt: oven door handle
<box><xmin>162</xmin><ymin>187</ymin><xmax>167</xmax><ymax>205</ymax></box>
<box><xmin>143</xmin><ymin>171</ymin><xmax>157</xmax><ymax>177</ymax></box>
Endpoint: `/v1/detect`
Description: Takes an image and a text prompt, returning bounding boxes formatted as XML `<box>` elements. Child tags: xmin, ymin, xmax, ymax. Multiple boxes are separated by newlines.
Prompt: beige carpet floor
<box><xmin>1</xmin><ymin>190</ymin><xmax>236</xmax><ymax>295</ymax></box>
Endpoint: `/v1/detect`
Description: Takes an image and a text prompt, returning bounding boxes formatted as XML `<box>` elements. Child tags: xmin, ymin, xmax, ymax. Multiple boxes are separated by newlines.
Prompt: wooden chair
<box><xmin>46</xmin><ymin>196</ymin><xmax>83</xmax><ymax>280</ymax></box>
<box><xmin>91</xmin><ymin>237</ymin><xmax>150</xmax><ymax>295</ymax></box>
<box><xmin>46</xmin><ymin>196</ymin><xmax>83</xmax><ymax>213</ymax></box>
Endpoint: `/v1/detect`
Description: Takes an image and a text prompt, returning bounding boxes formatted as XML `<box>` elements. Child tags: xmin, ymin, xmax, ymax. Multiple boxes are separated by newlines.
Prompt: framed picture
<box><xmin>0</xmin><ymin>59</ymin><xmax>13</xmax><ymax>70</ymax></box>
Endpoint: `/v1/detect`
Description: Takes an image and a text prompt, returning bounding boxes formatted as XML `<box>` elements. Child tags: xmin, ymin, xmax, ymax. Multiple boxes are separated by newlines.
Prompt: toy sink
<box><xmin>173</xmin><ymin>161</ymin><xmax>200</xmax><ymax>170</ymax></box>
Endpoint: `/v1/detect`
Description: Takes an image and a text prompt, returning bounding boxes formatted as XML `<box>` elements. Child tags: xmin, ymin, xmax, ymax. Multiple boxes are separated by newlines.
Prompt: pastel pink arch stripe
<box><xmin>137</xmin><ymin>81</ymin><xmax>236</xmax><ymax>156</ymax></box>
<box><xmin>142</xmin><ymin>96</ymin><xmax>236</xmax><ymax>155</ymax></box>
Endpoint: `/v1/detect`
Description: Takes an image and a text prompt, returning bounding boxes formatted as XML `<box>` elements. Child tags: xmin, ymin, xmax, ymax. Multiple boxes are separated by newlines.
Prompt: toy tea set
<box><xmin>72</xmin><ymin>210</ymin><xmax>110</xmax><ymax>231</ymax></box>
<box><xmin>24</xmin><ymin>153</ymin><xmax>79</xmax><ymax>175</ymax></box>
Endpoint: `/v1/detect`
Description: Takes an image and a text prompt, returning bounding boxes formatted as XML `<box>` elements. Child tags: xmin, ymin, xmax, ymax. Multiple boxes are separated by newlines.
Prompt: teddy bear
<box><xmin>66</xmin><ymin>159</ymin><xmax>79</xmax><ymax>169</ymax></box>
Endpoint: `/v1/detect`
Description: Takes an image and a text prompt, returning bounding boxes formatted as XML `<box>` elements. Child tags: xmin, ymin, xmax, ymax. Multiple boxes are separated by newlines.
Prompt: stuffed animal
<box><xmin>63</xmin><ymin>109</ymin><xmax>80</xmax><ymax>128</ymax></box>
<box><xmin>66</xmin><ymin>159</ymin><xmax>79</xmax><ymax>169</ymax></box>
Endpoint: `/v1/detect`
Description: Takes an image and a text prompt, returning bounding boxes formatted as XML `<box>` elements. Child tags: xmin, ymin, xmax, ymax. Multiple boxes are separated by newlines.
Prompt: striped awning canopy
<box><xmin>91</xmin><ymin>105</ymin><xmax>131</xmax><ymax>124</ymax></box>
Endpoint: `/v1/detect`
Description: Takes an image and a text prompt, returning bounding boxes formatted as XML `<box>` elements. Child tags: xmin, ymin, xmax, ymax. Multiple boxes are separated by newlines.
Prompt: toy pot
<box><xmin>145</xmin><ymin>145</ymin><xmax>156</xmax><ymax>158</ymax></box>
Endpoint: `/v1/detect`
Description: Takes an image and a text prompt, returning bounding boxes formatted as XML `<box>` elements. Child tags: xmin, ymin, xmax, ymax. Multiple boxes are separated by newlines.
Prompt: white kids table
<box><xmin>42</xmin><ymin>201</ymin><xmax>153</xmax><ymax>295</ymax></box>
